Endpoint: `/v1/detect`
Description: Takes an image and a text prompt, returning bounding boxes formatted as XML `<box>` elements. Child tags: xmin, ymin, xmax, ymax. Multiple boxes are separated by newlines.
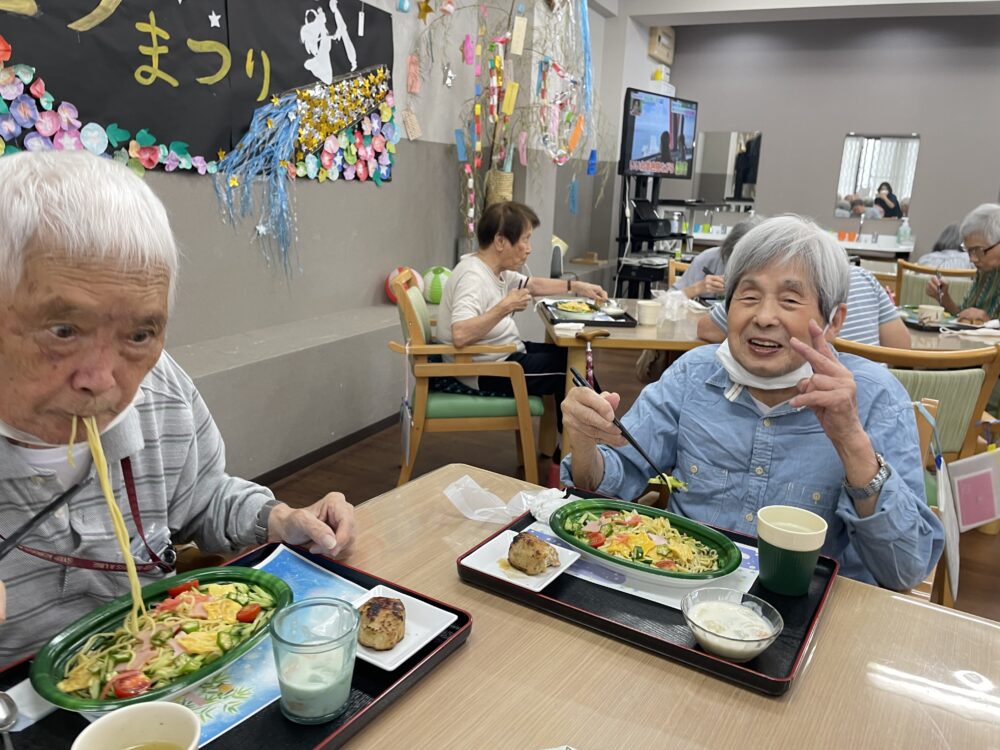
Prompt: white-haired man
<box><xmin>0</xmin><ymin>151</ymin><xmax>355</xmax><ymax>663</ymax></box>
<box><xmin>562</xmin><ymin>215</ymin><xmax>943</xmax><ymax>590</ymax></box>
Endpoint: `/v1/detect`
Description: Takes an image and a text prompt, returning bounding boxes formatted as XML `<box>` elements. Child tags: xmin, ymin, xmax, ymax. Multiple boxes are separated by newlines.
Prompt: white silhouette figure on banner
<box><xmin>301</xmin><ymin>8</ymin><xmax>334</xmax><ymax>84</ymax></box>
<box><xmin>299</xmin><ymin>2</ymin><xmax>358</xmax><ymax>85</ymax></box>
<box><xmin>329</xmin><ymin>0</ymin><xmax>358</xmax><ymax>73</ymax></box>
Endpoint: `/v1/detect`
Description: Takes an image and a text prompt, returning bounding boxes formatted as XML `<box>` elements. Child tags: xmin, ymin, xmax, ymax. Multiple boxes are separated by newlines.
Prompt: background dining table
<box><xmin>342</xmin><ymin>464</ymin><xmax>1000</xmax><ymax>749</ymax></box>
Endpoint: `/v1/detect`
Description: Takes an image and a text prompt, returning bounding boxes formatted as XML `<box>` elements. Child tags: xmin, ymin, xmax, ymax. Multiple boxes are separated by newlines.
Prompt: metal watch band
<box><xmin>254</xmin><ymin>498</ymin><xmax>281</xmax><ymax>544</ymax></box>
<box><xmin>844</xmin><ymin>452</ymin><xmax>890</xmax><ymax>500</ymax></box>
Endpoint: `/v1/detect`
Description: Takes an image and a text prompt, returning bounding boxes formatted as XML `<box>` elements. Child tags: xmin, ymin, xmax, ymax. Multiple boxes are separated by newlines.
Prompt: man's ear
<box><xmin>825</xmin><ymin>303</ymin><xmax>847</xmax><ymax>341</ymax></box>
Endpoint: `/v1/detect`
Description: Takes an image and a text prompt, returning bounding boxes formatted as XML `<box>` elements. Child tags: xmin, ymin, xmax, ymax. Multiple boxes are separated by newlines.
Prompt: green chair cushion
<box><xmin>426</xmin><ymin>391</ymin><xmax>545</xmax><ymax>419</ymax></box>
<box><xmin>889</xmin><ymin>368</ymin><xmax>985</xmax><ymax>455</ymax></box>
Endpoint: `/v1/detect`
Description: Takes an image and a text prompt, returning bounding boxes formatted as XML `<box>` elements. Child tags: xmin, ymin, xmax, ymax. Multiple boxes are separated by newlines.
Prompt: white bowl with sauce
<box><xmin>71</xmin><ymin>702</ymin><xmax>200</xmax><ymax>750</ymax></box>
<box><xmin>681</xmin><ymin>588</ymin><xmax>783</xmax><ymax>663</ymax></box>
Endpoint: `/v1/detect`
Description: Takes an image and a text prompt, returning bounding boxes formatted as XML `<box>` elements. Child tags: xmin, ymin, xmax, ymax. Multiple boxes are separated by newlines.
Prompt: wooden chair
<box><xmin>667</xmin><ymin>259</ymin><xmax>689</xmax><ymax>288</ymax></box>
<box><xmin>833</xmin><ymin>339</ymin><xmax>1000</xmax><ymax>461</ymax></box>
<box><xmin>895</xmin><ymin>259</ymin><xmax>976</xmax><ymax>308</ymax></box>
<box><xmin>388</xmin><ymin>269</ymin><xmax>543</xmax><ymax>486</ymax></box>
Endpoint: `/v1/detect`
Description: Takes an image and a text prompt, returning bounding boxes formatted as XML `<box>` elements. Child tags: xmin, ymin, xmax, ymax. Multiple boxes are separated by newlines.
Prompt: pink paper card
<box><xmin>955</xmin><ymin>470</ymin><xmax>998</xmax><ymax>529</ymax></box>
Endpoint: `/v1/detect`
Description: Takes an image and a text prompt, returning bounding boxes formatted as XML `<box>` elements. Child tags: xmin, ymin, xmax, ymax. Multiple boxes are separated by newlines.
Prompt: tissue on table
<box><xmin>444</xmin><ymin>475</ymin><xmax>571</xmax><ymax>524</ymax></box>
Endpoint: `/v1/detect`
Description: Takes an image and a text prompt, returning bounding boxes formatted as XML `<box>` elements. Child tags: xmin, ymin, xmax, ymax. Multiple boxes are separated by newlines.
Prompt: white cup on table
<box><xmin>637</xmin><ymin>300</ymin><xmax>661</xmax><ymax>326</ymax></box>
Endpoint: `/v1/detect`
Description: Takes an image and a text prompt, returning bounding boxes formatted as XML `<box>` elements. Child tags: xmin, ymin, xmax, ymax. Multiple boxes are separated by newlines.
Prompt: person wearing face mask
<box><xmin>0</xmin><ymin>151</ymin><xmax>356</xmax><ymax>663</ymax></box>
<box><xmin>436</xmin><ymin>201</ymin><xmax>606</xmax><ymax>402</ymax></box>
<box><xmin>561</xmin><ymin>215</ymin><xmax>943</xmax><ymax>590</ymax></box>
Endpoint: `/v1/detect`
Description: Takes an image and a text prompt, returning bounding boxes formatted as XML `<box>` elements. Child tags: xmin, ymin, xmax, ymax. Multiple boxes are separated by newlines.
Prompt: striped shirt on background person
<box><xmin>0</xmin><ymin>352</ymin><xmax>274</xmax><ymax>665</ymax></box>
<box><xmin>708</xmin><ymin>265</ymin><xmax>899</xmax><ymax>345</ymax></box>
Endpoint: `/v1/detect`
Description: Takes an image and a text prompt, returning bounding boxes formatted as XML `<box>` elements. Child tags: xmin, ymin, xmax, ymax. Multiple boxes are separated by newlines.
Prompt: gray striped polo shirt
<box><xmin>0</xmin><ymin>352</ymin><xmax>274</xmax><ymax>664</ymax></box>
<box><xmin>709</xmin><ymin>265</ymin><xmax>899</xmax><ymax>345</ymax></box>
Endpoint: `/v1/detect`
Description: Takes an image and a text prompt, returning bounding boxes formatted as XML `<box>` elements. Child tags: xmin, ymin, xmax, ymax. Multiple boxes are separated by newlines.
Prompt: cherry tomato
<box><xmin>112</xmin><ymin>672</ymin><xmax>152</xmax><ymax>699</ymax></box>
<box><xmin>236</xmin><ymin>603</ymin><xmax>262</xmax><ymax>623</ymax></box>
<box><xmin>167</xmin><ymin>579</ymin><xmax>199</xmax><ymax>598</ymax></box>
<box><xmin>585</xmin><ymin>532</ymin><xmax>606</xmax><ymax>548</ymax></box>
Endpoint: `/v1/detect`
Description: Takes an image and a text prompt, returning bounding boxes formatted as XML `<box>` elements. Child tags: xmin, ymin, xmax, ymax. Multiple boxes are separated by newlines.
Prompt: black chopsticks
<box><xmin>569</xmin><ymin>367</ymin><xmax>674</xmax><ymax>489</ymax></box>
<box><xmin>0</xmin><ymin>482</ymin><xmax>85</xmax><ymax>563</ymax></box>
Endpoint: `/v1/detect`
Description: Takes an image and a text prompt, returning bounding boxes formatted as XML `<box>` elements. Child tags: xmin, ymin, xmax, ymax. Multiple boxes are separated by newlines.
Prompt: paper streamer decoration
<box><xmin>518</xmin><ymin>131</ymin><xmax>528</xmax><ymax>166</ymax></box>
<box><xmin>463</xmin><ymin>35</ymin><xmax>475</xmax><ymax>64</ymax></box>
<box><xmin>568</xmin><ymin>175</ymin><xmax>578</xmax><ymax>215</ymax></box>
<box><xmin>510</xmin><ymin>16</ymin><xmax>527</xmax><ymax>56</ymax></box>
<box><xmin>501</xmin><ymin>82</ymin><xmax>518</xmax><ymax>116</ymax></box>
<box><xmin>587</xmin><ymin>148</ymin><xmax>597</xmax><ymax>176</ymax></box>
<box><xmin>407</xmin><ymin>55</ymin><xmax>421</xmax><ymax>94</ymax></box>
<box><xmin>455</xmin><ymin>128</ymin><xmax>468</xmax><ymax>161</ymax></box>
<box><xmin>402</xmin><ymin>109</ymin><xmax>422</xmax><ymax>140</ymax></box>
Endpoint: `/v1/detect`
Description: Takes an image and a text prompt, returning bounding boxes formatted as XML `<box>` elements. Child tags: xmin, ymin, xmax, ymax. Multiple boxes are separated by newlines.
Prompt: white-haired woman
<box><xmin>926</xmin><ymin>203</ymin><xmax>1000</xmax><ymax>323</ymax></box>
<box><xmin>0</xmin><ymin>151</ymin><xmax>355</xmax><ymax>663</ymax></box>
<box><xmin>562</xmin><ymin>215</ymin><xmax>943</xmax><ymax>590</ymax></box>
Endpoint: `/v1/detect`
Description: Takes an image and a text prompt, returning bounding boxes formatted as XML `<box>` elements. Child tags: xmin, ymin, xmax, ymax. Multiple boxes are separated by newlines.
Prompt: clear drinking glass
<box><xmin>270</xmin><ymin>598</ymin><xmax>360</xmax><ymax>724</ymax></box>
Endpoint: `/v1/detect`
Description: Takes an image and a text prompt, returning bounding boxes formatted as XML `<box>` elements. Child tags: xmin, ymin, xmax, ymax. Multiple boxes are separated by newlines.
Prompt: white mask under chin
<box><xmin>715</xmin><ymin>339</ymin><xmax>813</xmax><ymax>401</ymax></box>
<box><xmin>0</xmin><ymin>390</ymin><xmax>144</xmax><ymax>448</ymax></box>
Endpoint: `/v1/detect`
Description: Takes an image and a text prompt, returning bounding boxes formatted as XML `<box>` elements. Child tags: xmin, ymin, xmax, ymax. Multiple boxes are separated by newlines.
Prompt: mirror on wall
<box><xmin>693</xmin><ymin>131</ymin><xmax>762</xmax><ymax>206</ymax></box>
<box><xmin>834</xmin><ymin>134</ymin><xmax>919</xmax><ymax>219</ymax></box>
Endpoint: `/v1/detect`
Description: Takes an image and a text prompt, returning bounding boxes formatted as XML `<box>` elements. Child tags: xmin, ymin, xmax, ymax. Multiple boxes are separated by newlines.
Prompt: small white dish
<box><xmin>351</xmin><ymin>585</ymin><xmax>458</xmax><ymax>671</ymax></box>
<box><xmin>72</xmin><ymin>702</ymin><xmax>200</xmax><ymax>750</ymax></box>
<box><xmin>460</xmin><ymin>529</ymin><xmax>580</xmax><ymax>593</ymax></box>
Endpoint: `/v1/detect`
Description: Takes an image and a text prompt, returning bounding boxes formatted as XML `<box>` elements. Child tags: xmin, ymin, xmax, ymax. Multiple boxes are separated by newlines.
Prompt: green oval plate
<box><xmin>549</xmin><ymin>499</ymin><xmax>742</xmax><ymax>586</ymax></box>
<box><xmin>30</xmin><ymin>567</ymin><xmax>292</xmax><ymax>712</ymax></box>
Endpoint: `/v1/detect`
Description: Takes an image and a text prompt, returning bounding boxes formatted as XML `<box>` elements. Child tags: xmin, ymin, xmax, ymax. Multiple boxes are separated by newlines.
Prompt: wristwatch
<box><xmin>254</xmin><ymin>498</ymin><xmax>281</xmax><ymax>544</ymax></box>
<box><xmin>843</xmin><ymin>452</ymin><xmax>891</xmax><ymax>500</ymax></box>
<box><xmin>567</xmin><ymin>278</ymin><xmax>573</xmax><ymax>293</ymax></box>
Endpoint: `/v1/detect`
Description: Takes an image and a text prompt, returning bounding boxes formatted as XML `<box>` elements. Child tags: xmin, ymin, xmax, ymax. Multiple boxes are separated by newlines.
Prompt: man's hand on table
<box><xmin>267</xmin><ymin>493</ymin><xmax>356</xmax><ymax>557</ymax></box>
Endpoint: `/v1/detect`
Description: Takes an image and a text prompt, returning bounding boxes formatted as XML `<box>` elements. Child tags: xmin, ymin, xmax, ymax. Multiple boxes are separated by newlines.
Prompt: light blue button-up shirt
<box><xmin>561</xmin><ymin>345</ymin><xmax>944</xmax><ymax>589</ymax></box>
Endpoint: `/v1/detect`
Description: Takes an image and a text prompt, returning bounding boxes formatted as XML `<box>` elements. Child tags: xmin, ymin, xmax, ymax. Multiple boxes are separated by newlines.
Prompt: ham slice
<box><xmin>583</xmin><ymin>521</ymin><xmax>601</xmax><ymax>533</ymax></box>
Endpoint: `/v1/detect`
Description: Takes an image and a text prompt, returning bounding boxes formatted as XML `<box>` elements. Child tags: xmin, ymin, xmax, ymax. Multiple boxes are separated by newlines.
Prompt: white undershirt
<box><xmin>749</xmin><ymin>394</ymin><xmax>787</xmax><ymax>415</ymax></box>
<box><xmin>11</xmin><ymin>442</ymin><xmax>92</xmax><ymax>489</ymax></box>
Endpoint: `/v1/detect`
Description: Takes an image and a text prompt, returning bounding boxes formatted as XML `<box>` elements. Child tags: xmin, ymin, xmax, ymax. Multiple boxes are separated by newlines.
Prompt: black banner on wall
<box><xmin>0</xmin><ymin>0</ymin><xmax>393</xmax><ymax>156</ymax></box>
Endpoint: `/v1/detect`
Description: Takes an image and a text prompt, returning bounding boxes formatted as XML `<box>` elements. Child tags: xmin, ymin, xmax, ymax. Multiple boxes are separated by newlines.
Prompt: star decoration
<box><xmin>417</xmin><ymin>0</ymin><xmax>432</xmax><ymax>22</ymax></box>
<box><xmin>271</xmin><ymin>95</ymin><xmax>281</xmax><ymax>106</ymax></box>
<box><xmin>255</xmin><ymin>223</ymin><xmax>268</xmax><ymax>236</ymax></box>
<box><xmin>208</xmin><ymin>10</ymin><xmax>222</xmax><ymax>28</ymax></box>
<box><xmin>228</xmin><ymin>176</ymin><xmax>239</xmax><ymax>187</ymax></box>
<box><xmin>217</xmin><ymin>149</ymin><xmax>226</xmax><ymax>160</ymax></box>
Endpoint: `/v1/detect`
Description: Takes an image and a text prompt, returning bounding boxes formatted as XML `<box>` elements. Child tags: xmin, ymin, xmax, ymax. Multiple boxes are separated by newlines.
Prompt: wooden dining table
<box><xmin>344</xmin><ymin>464</ymin><xmax>1000</xmax><ymax>748</ymax></box>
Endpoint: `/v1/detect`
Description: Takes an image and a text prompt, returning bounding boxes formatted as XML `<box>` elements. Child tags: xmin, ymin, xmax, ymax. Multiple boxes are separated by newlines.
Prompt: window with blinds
<box><xmin>836</xmin><ymin>134</ymin><xmax>920</xmax><ymax>206</ymax></box>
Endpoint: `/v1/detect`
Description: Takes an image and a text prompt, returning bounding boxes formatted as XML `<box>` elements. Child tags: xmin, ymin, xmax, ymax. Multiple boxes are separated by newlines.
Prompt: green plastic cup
<box><xmin>756</xmin><ymin>506</ymin><xmax>828</xmax><ymax>597</ymax></box>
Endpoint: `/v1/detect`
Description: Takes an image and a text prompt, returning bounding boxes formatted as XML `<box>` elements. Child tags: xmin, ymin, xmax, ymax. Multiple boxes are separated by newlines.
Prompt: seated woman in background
<box><xmin>875</xmin><ymin>182</ymin><xmax>904</xmax><ymax>219</ymax></box>
<box><xmin>672</xmin><ymin>217</ymin><xmax>760</xmax><ymax>299</ymax></box>
<box><xmin>436</xmin><ymin>201</ymin><xmax>607</xmax><ymax>406</ymax></box>
<box><xmin>926</xmin><ymin>203</ymin><xmax>1000</xmax><ymax>323</ymax></box>
<box><xmin>697</xmin><ymin>257</ymin><xmax>911</xmax><ymax>349</ymax></box>
<box><xmin>916</xmin><ymin>223</ymin><xmax>975</xmax><ymax>270</ymax></box>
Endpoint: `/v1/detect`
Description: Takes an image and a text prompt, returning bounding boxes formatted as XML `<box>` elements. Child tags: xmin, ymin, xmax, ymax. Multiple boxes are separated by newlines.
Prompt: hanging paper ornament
<box><xmin>440</xmin><ymin>0</ymin><xmax>455</xmax><ymax>13</ymax></box>
<box><xmin>442</xmin><ymin>62</ymin><xmax>455</xmax><ymax>88</ymax></box>
<box><xmin>397</xmin><ymin>0</ymin><xmax>411</xmax><ymax>11</ymax></box>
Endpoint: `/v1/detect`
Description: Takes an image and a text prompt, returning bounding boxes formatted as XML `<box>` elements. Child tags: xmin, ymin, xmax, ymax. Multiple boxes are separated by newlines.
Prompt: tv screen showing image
<box><xmin>619</xmin><ymin>88</ymin><xmax>698</xmax><ymax>179</ymax></box>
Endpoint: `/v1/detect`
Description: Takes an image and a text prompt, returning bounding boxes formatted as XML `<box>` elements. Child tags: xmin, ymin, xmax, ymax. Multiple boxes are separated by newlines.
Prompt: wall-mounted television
<box><xmin>619</xmin><ymin>87</ymin><xmax>698</xmax><ymax>179</ymax></box>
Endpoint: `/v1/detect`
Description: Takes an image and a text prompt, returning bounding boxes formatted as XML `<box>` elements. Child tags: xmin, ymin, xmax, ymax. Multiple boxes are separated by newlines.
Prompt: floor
<box><xmin>269</xmin><ymin>349</ymin><xmax>1000</xmax><ymax>622</ymax></box>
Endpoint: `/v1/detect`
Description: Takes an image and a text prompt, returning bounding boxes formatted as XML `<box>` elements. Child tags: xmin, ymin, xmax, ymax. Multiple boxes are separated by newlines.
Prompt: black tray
<box><xmin>898</xmin><ymin>307</ymin><xmax>982</xmax><ymax>332</ymax></box>
<box><xmin>542</xmin><ymin>303</ymin><xmax>638</xmax><ymax>328</ymax></box>
<box><xmin>457</xmin><ymin>514</ymin><xmax>836</xmax><ymax>696</ymax></box>
<box><xmin>2</xmin><ymin>544</ymin><xmax>472</xmax><ymax>749</ymax></box>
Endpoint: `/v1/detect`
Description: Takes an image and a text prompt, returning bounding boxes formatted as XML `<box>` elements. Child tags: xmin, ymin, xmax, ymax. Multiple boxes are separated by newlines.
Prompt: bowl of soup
<box><xmin>681</xmin><ymin>587</ymin><xmax>783</xmax><ymax>663</ymax></box>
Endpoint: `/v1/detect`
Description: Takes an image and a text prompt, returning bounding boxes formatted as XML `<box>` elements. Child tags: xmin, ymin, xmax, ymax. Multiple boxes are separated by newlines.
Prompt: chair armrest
<box><xmin>413</xmin><ymin>360</ymin><xmax>527</xmax><ymax>381</ymax></box>
<box><xmin>388</xmin><ymin>341</ymin><xmax>519</xmax><ymax>356</ymax></box>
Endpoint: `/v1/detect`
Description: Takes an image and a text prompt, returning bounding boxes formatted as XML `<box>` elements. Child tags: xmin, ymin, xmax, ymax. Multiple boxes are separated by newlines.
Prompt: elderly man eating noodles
<box><xmin>561</xmin><ymin>215</ymin><xmax>943</xmax><ymax>590</ymax></box>
<box><xmin>0</xmin><ymin>151</ymin><xmax>355</xmax><ymax>663</ymax></box>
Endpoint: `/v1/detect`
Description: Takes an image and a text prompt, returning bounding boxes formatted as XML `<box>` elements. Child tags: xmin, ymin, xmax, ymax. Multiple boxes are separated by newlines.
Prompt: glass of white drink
<box><xmin>270</xmin><ymin>598</ymin><xmax>360</xmax><ymax>724</ymax></box>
